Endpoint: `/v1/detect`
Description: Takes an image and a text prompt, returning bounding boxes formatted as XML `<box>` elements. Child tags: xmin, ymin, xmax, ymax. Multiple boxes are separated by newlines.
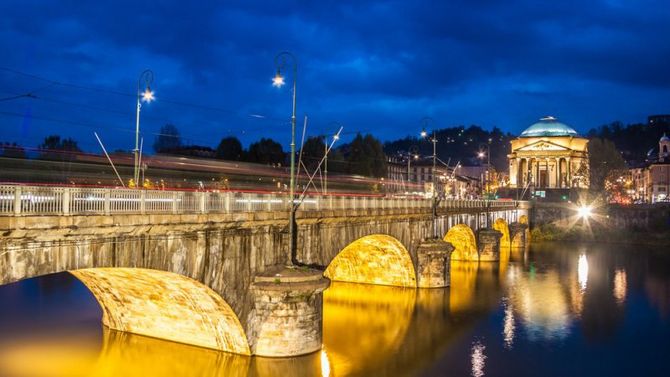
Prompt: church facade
<box><xmin>508</xmin><ymin>116</ymin><xmax>589</xmax><ymax>189</ymax></box>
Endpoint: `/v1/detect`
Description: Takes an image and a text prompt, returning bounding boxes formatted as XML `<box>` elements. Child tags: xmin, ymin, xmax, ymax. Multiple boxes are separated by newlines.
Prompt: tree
<box><xmin>1</xmin><ymin>142</ymin><xmax>26</xmax><ymax>159</ymax></box>
<box><xmin>215</xmin><ymin>136</ymin><xmax>244</xmax><ymax>161</ymax></box>
<box><xmin>247</xmin><ymin>138</ymin><xmax>285</xmax><ymax>165</ymax></box>
<box><xmin>38</xmin><ymin>135</ymin><xmax>81</xmax><ymax>160</ymax></box>
<box><xmin>153</xmin><ymin>124</ymin><xmax>182</xmax><ymax>153</ymax></box>
<box><xmin>300</xmin><ymin>136</ymin><xmax>326</xmax><ymax>171</ymax></box>
<box><xmin>588</xmin><ymin>138</ymin><xmax>626</xmax><ymax>192</ymax></box>
<box><xmin>347</xmin><ymin>133</ymin><xmax>387</xmax><ymax>177</ymax></box>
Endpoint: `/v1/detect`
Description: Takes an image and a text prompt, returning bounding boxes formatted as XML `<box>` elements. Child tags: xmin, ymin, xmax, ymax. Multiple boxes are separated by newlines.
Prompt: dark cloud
<box><xmin>0</xmin><ymin>0</ymin><xmax>669</xmax><ymax>152</ymax></box>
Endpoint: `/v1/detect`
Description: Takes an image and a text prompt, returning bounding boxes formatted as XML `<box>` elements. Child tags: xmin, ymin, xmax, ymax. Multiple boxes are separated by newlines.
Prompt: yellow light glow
<box><xmin>272</xmin><ymin>72</ymin><xmax>285</xmax><ymax>87</ymax></box>
<box><xmin>70</xmin><ymin>268</ymin><xmax>250</xmax><ymax>355</ymax></box>
<box><xmin>493</xmin><ymin>218</ymin><xmax>511</xmax><ymax>249</ymax></box>
<box><xmin>613</xmin><ymin>269</ymin><xmax>627</xmax><ymax>304</ymax></box>
<box><xmin>323</xmin><ymin>281</ymin><xmax>415</xmax><ymax>376</ymax></box>
<box><xmin>324</xmin><ymin>234</ymin><xmax>417</xmax><ymax>287</ymax></box>
<box><xmin>577</xmin><ymin>205</ymin><xmax>592</xmax><ymax>218</ymax></box>
<box><xmin>444</xmin><ymin>224</ymin><xmax>478</xmax><ymax>261</ymax></box>
<box><xmin>578</xmin><ymin>254</ymin><xmax>588</xmax><ymax>291</ymax></box>
<box><xmin>320</xmin><ymin>349</ymin><xmax>331</xmax><ymax>377</ymax></box>
<box><xmin>141</xmin><ymin>88</ymin><xmax>155</xmax><ymax>102</ymax></box>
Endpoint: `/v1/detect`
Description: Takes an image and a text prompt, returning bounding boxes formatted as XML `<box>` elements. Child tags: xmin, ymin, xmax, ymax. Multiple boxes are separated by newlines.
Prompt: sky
<box><xmin>0</xmin><ymin>0</ymin><xmax>669</xmax><ymax>153</ymax></box>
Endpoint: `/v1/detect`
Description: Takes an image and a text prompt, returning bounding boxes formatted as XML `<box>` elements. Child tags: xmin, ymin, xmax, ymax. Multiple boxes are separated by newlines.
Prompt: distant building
<box><xmin>508</xmin><ymin>116</ymin><xmax>589</xmax><ymax>189</ymax></box>
<box><xmin>648</xmin><ymin>114</ymin><xmax>670</xmax><ymax>126</ymax></box>
<box><xmin>628</xmin><ymin>134</ymin><xmax>670</xmax><ymax>203</ymax></box>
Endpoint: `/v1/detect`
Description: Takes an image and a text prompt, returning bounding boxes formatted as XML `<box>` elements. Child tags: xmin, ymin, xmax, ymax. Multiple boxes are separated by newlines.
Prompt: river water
<box><xmin>1</xmin><ymin>242</ymin><xmax>669</xmax><ymax>377</ymax></box>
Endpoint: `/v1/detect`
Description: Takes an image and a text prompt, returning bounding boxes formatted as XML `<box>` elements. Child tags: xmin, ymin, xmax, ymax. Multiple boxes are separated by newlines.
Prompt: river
<box><xmin>0</xmin><ymin>242</ymin><xmax>669</xmax><ymax>376</ymax></box>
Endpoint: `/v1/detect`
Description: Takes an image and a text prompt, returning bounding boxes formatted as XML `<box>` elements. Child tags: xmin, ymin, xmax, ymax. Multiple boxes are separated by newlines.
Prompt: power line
<box><xmin>0</xmin><ymin>66</ymin><xmax>289</xmax><ymax>122</ymax></box>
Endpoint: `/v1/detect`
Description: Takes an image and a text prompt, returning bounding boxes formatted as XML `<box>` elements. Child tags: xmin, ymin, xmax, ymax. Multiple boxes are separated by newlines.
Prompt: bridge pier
<box><xmin>476</xmin><ymin>228</ymin><xmax>502</xmax><ymax>262</ymax></box>
<box><xmin>416</xmin><ymin>240</ymin><xmax>454</xmax><ymax>288</ymax></box>
<box><xmin>249</xmin><ymin>266</ymin><xmax>330</xmax><ymax>357</ymax></box>
<box><xmin>509</xmin><ymin>222</ymin><xmax>529</xmax><ymax>249</ymax></box>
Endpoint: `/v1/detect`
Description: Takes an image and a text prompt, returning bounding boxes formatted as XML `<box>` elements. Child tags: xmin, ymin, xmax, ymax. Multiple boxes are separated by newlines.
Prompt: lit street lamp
<box><xmin>324</xmin><ymin>123</ymin><xmax>342</xmax><ymax>195</ymax></box>
<box><xmin>406</xmin><ymin>145</ymin><xmax>419</xmax><ymax>190</ymax></box>
<box><xmin>420</xmin><ymin>117</ymin><xmax>438</xmax><ymax>238</ymax></box>
<box><xmin>477</xmin><ymin>143</ymin><xmax>491</xmax><ymax>198</ymax></box>
<box><xmin>273</xmin><ymin>51</ymin><xmax>298</xmax><ymax>264</ymax></box>
<box><xmin>134</xmin><ymin>69</ymin><xmax>155</xmax><ymax>186</ymax></box>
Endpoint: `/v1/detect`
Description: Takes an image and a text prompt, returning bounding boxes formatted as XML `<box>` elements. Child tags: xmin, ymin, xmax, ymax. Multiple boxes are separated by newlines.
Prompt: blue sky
<box><xmin>1</xmin><ymin>0</ymin><xmax>669</xmax><ymax>152</ymax></box>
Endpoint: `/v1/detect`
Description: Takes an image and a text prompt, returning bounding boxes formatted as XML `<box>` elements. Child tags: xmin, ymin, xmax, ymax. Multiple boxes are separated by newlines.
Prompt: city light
<box><xmin>577</xmin><ymin>205</ymin><xmax>592</xmax><ymax>218</ymax></box>
<box><xmin>272</xmin><ymin>71</ymin><xmax>285</xmax><ymax>87</ymax></box>
<box><xmin>141</xmin><ymin>88</ymin><xmax>155</xmax><ymax>102</ymax></box>
<box><xmin>420</xmin><ymin>129</ymin><xmax>427</xmax><ymax>138</ymax></box>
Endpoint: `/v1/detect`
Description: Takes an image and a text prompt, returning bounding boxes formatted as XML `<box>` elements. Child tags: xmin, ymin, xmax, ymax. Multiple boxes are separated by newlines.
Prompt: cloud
<box><xmin>0</xmin><ymin>0</ymin><xmax>669</xmax><ymax>151</ymax></box>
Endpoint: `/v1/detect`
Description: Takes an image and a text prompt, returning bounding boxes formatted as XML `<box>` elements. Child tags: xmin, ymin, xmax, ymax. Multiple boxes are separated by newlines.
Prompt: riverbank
<box><xmin>530</xmin><ymin>223</ymin><xmax>670</xmax><ymax>246</ymax></box>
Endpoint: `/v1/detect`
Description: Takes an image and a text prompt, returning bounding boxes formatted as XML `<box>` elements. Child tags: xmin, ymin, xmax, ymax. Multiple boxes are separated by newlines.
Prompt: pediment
<box><xmin>515</xmin><ymin>140</ymin><xmax>569</xmax><ymax>152</ymax></box>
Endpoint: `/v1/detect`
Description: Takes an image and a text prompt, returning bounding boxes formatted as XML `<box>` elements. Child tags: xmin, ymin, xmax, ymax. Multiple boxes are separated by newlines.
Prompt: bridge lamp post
<box><xmin>420</xmin><ymin>117</ymin><xmax>438</xmax><ymax>239</ymax></box>
<box><xmin>324</xmin><ymin>123</ymin><xmax>342</xmax><ymax>195</ymax></box>
<box><xmin>272</xmin><ymin>51</ymin><xmax>299</xmax><ymax>264</ymax></box>
<box><xmin>134</xmin><ymin>69</ymin><xmax>155</xmax><ymax>187</ymax></box>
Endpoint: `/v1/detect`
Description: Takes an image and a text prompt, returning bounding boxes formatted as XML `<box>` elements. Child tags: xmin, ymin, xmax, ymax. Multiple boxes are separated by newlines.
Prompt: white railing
<box><xmin>0</xmin><ymin>185</ymin><xmax>519</xmax><ymax>216</ymax></box>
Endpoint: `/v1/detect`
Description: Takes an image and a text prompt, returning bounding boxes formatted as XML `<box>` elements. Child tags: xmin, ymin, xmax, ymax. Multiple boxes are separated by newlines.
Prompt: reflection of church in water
<box><xmin>508</xmin><ymin>116</ymin><xmax>589</xmax><ymax>189</ymax></box>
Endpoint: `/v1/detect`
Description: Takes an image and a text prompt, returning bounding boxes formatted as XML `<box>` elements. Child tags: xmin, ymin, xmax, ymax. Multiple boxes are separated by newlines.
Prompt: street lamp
<box><xmin>420</xmin><ymin>117</ymin><xmax>438</xmax><ymax>238</ymax></box>
<box><xmin>324</xmin><ymin>123</ymin><xmax>342</xmax><ymax>195</ymax></box>
<box><xmin>134</xmin><ymin>69</ymin><xmax>154</xmax><ymax>186</ymax></box>
<box><xmin>273</xmin><ymin>51</ymin><xmax>298</xmax><ymax>264</ymax></box>
<box><xmin>406</xmin><ymin>145</ymin><xmax>419</xmax><ymax>191</ymax></box>
<box><xmin>477</xmin><ymin>143</ymin><xmax>491</xmax><ymax>197</ymax></box>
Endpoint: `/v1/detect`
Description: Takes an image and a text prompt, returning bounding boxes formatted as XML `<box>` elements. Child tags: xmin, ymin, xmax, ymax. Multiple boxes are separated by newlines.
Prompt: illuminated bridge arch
<box><xmin>70</xmin><ymin>268</ymin><xmax>250</xmax><ymax>355</ymax></box>
<box><xmin>324</xmin><ymin>234</ymin><xmax>416</xmax><ymax>287</ymax></box>
<box><xmin>494</xmin><ymin>218</ymin><xmax>510</xmax><ymax>248</ymax></box>
<box><xmin>444</xmin><ymin>224</ymin><xmax>478</xmax><ymax>261</ymax></box>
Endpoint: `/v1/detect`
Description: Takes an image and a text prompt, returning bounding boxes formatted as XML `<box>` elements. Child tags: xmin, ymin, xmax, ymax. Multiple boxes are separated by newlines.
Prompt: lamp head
<box><xmin>272</xmin><ymin>70</ymin><xmax>285</xmax><ymax>88</ymax></box>
<box><xmin>420</xmin><ymin>129</ymin><xmax>428</xmax><ymax>138</ymax></box>
<box><xmin>141</xmin><ymin>87</ymin><xmax>155</xmax><ymax>103</ymax></box>
<box><xmin>477</xmin><ymin>151</ymin><xmax>485</xmax><ymax>158</ymax></box>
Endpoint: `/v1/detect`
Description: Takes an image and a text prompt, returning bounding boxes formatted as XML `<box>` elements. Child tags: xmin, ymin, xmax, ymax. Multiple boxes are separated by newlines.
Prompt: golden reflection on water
<box><xmin>322</xmin><ymin>281</ymin><xmax>416</xmax><ymax>376</ymax></box>
<box><xmin>0</xmin><ymin>280</ymin><xmax>483</xmax><ymax>377</ymax></box>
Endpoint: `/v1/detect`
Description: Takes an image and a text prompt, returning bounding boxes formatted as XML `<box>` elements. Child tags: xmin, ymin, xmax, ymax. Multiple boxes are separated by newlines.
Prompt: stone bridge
<box><xmin>0</xmin><ymin>185</ymin><xmax>530</xmax><ymax>357</ymax></box>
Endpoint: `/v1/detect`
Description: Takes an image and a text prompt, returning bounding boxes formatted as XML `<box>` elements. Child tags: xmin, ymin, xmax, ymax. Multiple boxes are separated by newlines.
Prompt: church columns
<box><xmin>555</xmin><ymin>157</ymin><xmax>560</xmax><ymax>188</ymax></box>
<box><xmin>567</xmin><ymin>157</ymin><xmax>572</xmax><ymax>188</ymax></box>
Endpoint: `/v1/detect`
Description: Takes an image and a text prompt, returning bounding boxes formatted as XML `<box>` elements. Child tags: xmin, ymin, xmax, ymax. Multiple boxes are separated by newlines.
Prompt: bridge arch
<box><xmin>444</xmin><ymin>224</ymin><xmax>478</xmax><ymax>261</ymax></box>
<box><xmin>324</xmin><ymin>234</ymin><xmax>416</xmax><ymax>287</ymax></box>
<box><xmin>70</xmin><ymin>268</ymin><xmax>250</xmax><ymax>355</ymax></box>
<box><xmin>493</xmin><ymin>218</ymin><xmax>510</xmax><ymax>248</ymax></box>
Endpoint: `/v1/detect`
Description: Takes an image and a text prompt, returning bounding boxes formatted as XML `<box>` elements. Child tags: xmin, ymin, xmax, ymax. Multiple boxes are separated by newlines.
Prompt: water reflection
<box><xmin>578</xmin><ymin>254</ymin><xmax>589</xmax><ymax>291</ymax></box>
<box><xmin>1</xmin><ymin>243</ymin><xmax>670</xmax><ymax>376</ymax></box>
<box><xmin>470</xmin><ymin>340</ymin><xmax>486</xmax><ymax>377</ymax></box>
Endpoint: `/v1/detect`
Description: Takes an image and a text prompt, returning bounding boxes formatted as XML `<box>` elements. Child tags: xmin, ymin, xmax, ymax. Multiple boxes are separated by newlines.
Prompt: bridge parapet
<box><xmin>0</xmin><ymin>184</ymin><xmax>521</xmax><ymax>217</ymax></box>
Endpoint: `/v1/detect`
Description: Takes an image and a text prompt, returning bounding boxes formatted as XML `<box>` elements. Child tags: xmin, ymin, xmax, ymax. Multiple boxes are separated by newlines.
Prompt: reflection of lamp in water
<box><xmin>471</xmin><ymin>341</ymin><xmax>486</xmax><ymax>377</ymax></box>
<box><xmin>320</xmin><ymin>349</ymin><xmax>331</xmax><ymax>377</ymax></box>
<box><xmin>578</xmin><ymin>254</ymin><xmax>588</xmax><ymax>291</ymax></box>
<box><xmin>502</xmin><ymin>298</ymin><xmax>515</xmax><ymax>349</ymax></box>
<box><xmin>613</xmin><ymin>269</ymin><xmax>627</xmax><ymax>305</ymax></box>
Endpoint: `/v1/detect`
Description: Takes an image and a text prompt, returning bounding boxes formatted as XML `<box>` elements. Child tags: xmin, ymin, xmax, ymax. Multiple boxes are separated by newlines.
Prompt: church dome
<box><xmin>520</xmin><ymin>116</ymin><xmax>579</xmax><ymax>138</ymax></box>
<box><xmin>660</xmin><ymin>133</ymin><xmax>669</xmax><ymax>142</ymax></box>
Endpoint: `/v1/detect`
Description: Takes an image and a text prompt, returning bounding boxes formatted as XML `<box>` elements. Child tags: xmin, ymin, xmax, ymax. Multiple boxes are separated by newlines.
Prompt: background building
<box><xmin>508</xmin><ymin>116</ymin><xmax>589</xmax><ymax>190</ymax></box>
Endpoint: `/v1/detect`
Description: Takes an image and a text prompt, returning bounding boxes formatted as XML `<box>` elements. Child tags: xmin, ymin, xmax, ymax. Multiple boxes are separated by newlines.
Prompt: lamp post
<box><xmin>477</xmin><ymin>143</ymin><xmax>491</xmax><ymax>198</ymax></box>
<box><xmin>420</xmin><ymin>117</ymin><xmax>438</xmax><ymax>238</ymax></box>
<box><xmin>324</xmin><ymin>123</ymin><xmax>341</xmax><ymax>195</ymax></box>
<box><xmin>134</xmin><ymin>69</ymin><xmax>155</xmax><ymax>186</ymax></box>
<box><xmin>273</xmin><ymin>51</ymin><xmax>298</xmax><ymax>264</ymax></box>
<box><xmin>406</xmin><ymin>145</ymin><xmax>419</xmax><ymax>191</ymax></box>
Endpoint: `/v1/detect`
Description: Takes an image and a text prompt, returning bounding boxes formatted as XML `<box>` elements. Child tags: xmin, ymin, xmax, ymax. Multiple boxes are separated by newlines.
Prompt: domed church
<box><xmin>508</xmin><ymin>116</ymin><xmax>589</xmax><ymax>189</ymax></box>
